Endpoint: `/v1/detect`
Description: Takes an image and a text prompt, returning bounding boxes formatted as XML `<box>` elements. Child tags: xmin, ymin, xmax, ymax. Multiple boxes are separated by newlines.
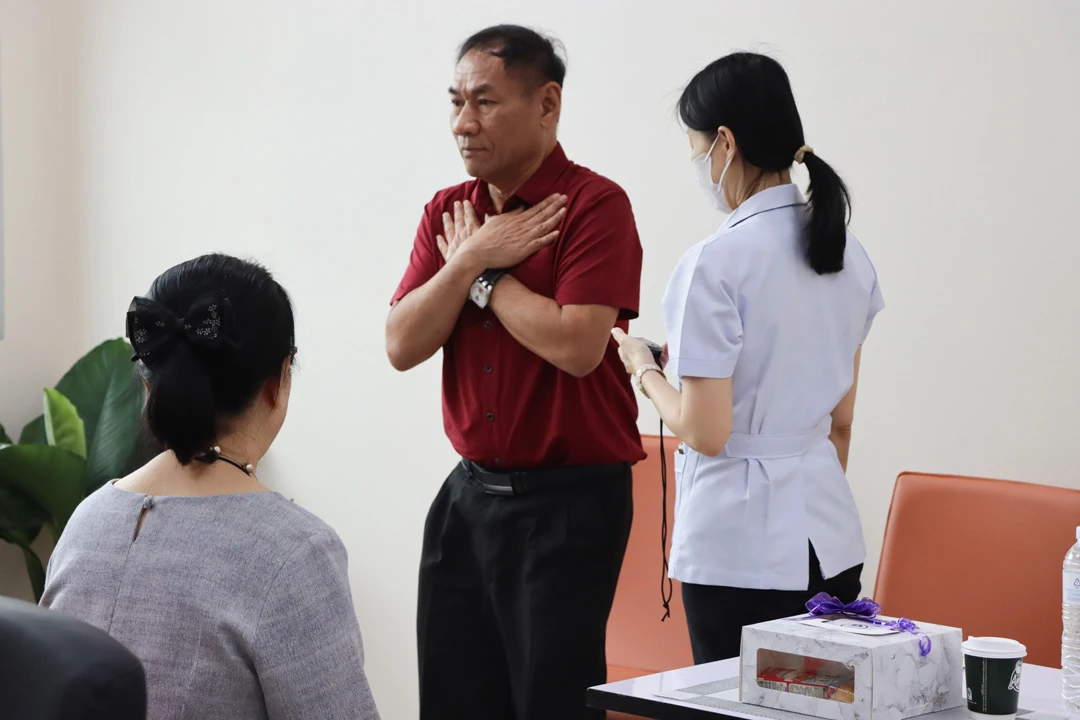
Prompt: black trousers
<box><xmin>417</xmin><ymin>461</ymin><xmax>633</xmax><ymax>720</ymax></box>
<box><xmin>681</xmin><ymin>543</ymin><xmax>863</xmax><ymax>665</ymax></box>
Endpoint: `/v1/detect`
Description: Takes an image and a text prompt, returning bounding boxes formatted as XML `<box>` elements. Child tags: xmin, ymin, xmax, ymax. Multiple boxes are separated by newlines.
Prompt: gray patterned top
<box><xmin>41</xmin><ymin>483</ymin><xmax>380</xmax><ymax>720</ymax></box>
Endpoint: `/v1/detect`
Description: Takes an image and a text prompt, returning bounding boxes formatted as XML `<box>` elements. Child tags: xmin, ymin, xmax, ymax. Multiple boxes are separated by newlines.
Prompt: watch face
<box><xmin>470</xmin><ymin>283</ymin><xmax>488</xmax><ymax>308</ymax></box>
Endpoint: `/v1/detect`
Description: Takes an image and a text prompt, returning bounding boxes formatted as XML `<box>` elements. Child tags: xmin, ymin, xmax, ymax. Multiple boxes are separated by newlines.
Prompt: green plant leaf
<box><xmin>0</xmin><ymin>467</ymin><xmax>48</xmax><ymax>600</ymax></box>
<box><xmin>0</xmin><ymin>423</ymin><xmax>11</xmax><ymax>446</ymax></box>
<box><xmin>0</xmin><ymin>481</ymin><xmax>47</xmax><ymax>547</ymax></box>
<box><xmin>22</xmin><ymin>545</ymin><xmax>46</xmax><ymax>602</ymax></box>
<box><xmin>43</xmin><ymin>388</ymin><xmax>88</xmax><ymax>459</ymax></box>
<box><xmin>18</xmin><ymin>545</ymin><xmax>45</xmax><ymax>602</ymax></box>
<box><xmin>0</xmin><ymin>526</ymin><xmax>47</xmax><ymax>602</ymax></box>
<box><xmin>18</xmin><ymin>339</ymin><xmax>149</xmax><ymax>492</ymax></box>
<box><xmin>18</xmin><ymin>416</ymin><xmax>45</xmax><ymax>445</ymax></box>
<box><xmin>0</xmin><ymin>444</ymin><xmax>87</xmax><ymax>532</ymax></box>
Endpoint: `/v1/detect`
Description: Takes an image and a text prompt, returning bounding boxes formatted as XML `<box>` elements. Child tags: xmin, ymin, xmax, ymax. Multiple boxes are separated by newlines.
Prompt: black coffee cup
<box><xmin>962</xmin><ymin>637</ymin><xmax>1027</xmax><ymax>720</ymax></box>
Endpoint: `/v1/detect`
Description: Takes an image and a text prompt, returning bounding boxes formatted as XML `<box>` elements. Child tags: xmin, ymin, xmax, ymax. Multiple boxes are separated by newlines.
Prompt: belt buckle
<box><xmin>466</xmin><ymin>461</ymin><xmax>517</xmax><ymax>496</ymax></box>
<box><xmin>481</xmin><ymin>482</ymin><xmax>515</xmax><ymax>497</ymax></box>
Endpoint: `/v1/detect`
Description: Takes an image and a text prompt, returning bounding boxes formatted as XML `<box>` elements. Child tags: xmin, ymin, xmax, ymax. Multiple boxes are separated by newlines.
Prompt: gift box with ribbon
<box><xmin>739</xmin><ymin>593</ymin><xmax>964</xmax><ymax>720</ymax></box>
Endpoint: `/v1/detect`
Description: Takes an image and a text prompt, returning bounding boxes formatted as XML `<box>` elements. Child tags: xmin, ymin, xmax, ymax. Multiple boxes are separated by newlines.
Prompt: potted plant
<box><xmin>0</xmin><ymin>339</ymin><xmax>157</xmax><ymax>600</ymax></box>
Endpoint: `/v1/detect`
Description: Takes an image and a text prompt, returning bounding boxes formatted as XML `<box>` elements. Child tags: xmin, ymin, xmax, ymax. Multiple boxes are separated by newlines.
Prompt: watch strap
<box><xmin>480</xmin><ymin>268</ymin><xmax>510</xmax><ymax>288</ymax></box>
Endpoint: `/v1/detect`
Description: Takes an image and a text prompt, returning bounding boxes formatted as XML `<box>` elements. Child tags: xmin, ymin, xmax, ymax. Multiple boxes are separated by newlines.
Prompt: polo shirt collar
<box><xmin>726</xmin><ymin>183</ymin><xmax>805</xmax><ymax>229</ymax></box>
<box><xmin>470</xmin><ymin>143</ymin><xmax>570</xmax><ymax>212</ymax></box>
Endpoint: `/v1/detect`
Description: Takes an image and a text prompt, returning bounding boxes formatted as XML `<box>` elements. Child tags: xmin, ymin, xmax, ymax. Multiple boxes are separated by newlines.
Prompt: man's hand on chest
<box><xmin>435</xmin><ymin>194</ymin><xmax>567</xmax><ymax>273</ymax></box>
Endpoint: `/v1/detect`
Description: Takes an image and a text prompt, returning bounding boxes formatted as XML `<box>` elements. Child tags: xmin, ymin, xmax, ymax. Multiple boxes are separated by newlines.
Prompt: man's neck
<box><xmin>486</xmin><ymin>138</ymin><xmax>558</xmax><ymax>214</ymax></box>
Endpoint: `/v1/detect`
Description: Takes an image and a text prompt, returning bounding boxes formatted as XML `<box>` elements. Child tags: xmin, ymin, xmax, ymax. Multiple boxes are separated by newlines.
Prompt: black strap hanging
<box><xmin>659</xmin><ymin>419</ymin><xmax>673</xmax><ymax>621</ymax></box>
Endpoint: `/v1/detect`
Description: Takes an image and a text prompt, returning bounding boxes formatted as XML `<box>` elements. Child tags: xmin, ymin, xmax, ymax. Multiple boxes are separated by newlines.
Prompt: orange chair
<box><xmin>875</xmin><ymin>471</ymin><xmax>1080</xmax><ymax>668</ymax></box>
<box><xmin>606</xmin><ymin>434</ymin><xmax>694</xmax><ymax>683</ymax></box>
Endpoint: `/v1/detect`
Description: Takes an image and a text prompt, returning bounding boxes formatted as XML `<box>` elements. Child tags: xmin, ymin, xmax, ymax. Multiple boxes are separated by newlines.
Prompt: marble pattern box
<box><xmin>739</xmin><ymin>615</ymin><xmax>964</xmax><ymax>720</ymax></box>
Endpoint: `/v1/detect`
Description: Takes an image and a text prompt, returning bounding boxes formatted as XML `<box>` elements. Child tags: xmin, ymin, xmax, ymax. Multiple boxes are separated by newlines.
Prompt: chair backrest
<box><xmin>876</xmin><ymin>471</ymin><xmax>1080</xmax><ymax>668</ymax></box>
<box><xmin>0</xmin><ymin>596</ymin><xmax>147</xmax><ymax>719</ymax></box>
<box><xmin>606</xmin><ymin>434</ymin><xmax>694</xmax><ymax>677</ymax></box>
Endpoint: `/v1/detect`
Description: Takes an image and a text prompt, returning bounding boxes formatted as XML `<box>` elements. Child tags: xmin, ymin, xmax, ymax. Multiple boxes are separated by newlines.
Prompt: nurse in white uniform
<box><xmin>613</xmin><ymin>52</ymin><xmax>884</xmax><ymax>664</ymax></box>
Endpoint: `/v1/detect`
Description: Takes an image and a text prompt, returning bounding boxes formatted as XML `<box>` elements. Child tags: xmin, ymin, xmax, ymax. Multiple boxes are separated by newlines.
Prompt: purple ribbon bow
<box><xmin>804</xmin><ymin>592</ymin><xmax>932</xmax><ymax>656</ymax></box>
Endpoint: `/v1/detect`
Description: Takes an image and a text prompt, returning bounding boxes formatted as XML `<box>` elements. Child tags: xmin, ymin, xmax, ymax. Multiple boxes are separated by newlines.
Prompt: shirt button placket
<box><xmin>482</xmin><ymin>314</ymin><xmax>497</xmax><ymax>465</ymax></box>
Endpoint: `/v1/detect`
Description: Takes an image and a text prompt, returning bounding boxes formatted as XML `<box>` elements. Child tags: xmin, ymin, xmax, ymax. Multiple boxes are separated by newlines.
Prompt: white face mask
<box><xmin>691</xmin><ymin>134</ymin><xmax>734</xmax><ymax>214</ymax></box>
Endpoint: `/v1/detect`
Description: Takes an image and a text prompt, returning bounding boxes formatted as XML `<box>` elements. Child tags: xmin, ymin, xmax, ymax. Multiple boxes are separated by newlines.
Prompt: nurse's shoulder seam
<box><xmin>690</xmin><ymin>215</ymin><xmax>769</xmax><ymax>274</ymax></box>
<box><xmin>671</xmin><ymin>218</ymin><xmax>772</xmax><ymax>302</ymax></box>
<box><xmin>671</xmin><ymin>231</ymin><xmax>741</xmax><ymax>291</ymax></box>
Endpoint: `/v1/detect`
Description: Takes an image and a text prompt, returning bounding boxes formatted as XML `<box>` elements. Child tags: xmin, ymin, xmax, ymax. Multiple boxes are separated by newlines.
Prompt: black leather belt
<box><xmin>462</xmin><ymin>460</ymin><xmax>629</xmax><ymax>496</ymax></box>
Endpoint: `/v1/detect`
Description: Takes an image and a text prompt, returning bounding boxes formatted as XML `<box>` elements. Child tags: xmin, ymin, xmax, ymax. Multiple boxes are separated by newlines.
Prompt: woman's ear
<box><xmin>264</xmin><ymin>356</ymin><xmax>293</xmax><ymax>408</ymax></box>
<box><xmin>716</xmin><ymin>126</ymin><xmax>737</xmax><ymax>158</ymax></box>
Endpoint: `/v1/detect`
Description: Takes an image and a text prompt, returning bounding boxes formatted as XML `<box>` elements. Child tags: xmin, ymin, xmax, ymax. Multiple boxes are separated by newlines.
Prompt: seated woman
<box><xmin>41</xmin><ymin>253</ymin><xmax>380</xmax><ymax>720</ymax></box>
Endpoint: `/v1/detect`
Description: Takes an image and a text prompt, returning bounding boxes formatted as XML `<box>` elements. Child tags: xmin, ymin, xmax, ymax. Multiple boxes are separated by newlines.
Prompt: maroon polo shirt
<box><xmin>391</xmin><ymin>144</ymin><xmax>645</xmax><ymax>471</ymax></box>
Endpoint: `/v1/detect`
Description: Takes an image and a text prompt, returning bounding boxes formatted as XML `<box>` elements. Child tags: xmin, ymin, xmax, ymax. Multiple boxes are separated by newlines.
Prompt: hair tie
<box><xmin>794</xmin><ymin>145</ymin><xmax>814</xmax><ymax>164</ymax></box>
<box><xmin>126</xmin><ymin>292</ymin><xmax>234</xmax><ymax>363</ymax></box>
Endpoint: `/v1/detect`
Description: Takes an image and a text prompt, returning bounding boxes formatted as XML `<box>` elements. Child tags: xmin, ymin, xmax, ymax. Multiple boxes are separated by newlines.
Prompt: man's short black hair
<box><xmin>458</xmin><ymin>24</ymin><xmax>566</xmax><ymax>88</ymax></box>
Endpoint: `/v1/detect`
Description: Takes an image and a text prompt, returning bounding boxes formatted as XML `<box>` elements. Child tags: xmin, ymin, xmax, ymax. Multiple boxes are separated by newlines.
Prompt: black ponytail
<box><xmin>802</xmin><ymin>152</ymin><xmax>850</xmax><ymax>274</ymax></box>
<box><xmin>678</xmin><ymin>52</ymin><xmax>851</xmax><ymax>275</ymax></box>
<box><xmin>145</xmin><ymin>342</ymin><xmax>217</xmax><ymax>464</ymax></box>
<box><xmin>133</xmin><ymin>254</ymin><xmax>295</xmax><ymax>465</ymax></box>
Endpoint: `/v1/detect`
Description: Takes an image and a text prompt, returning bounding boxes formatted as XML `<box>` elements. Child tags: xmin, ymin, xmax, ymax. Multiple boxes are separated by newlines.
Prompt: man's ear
<box><xmin>539</xmin><ymin>82</ymin><xmax>562</xmax><ymax>128</ymax></box>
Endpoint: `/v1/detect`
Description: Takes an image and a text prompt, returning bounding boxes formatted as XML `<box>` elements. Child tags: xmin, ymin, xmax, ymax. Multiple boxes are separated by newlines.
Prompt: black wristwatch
<box><xmin>469</xmin><ymin>269</ymin><xmax>511</xmax><ymax>309</ymax></box>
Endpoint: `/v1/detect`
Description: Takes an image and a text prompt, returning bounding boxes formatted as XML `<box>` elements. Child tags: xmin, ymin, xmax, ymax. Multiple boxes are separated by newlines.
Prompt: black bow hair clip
<box><xmin>125</xmin><ymin>292</ymin><xmax>236</xmax><ymax>364</ymax></box>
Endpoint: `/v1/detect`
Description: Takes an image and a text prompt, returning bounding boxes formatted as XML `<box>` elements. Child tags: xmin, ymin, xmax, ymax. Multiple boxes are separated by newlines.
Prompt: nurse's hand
<box><xmin>611</xmin><ymin>328</ymin><xmax>656</xmax><ymax>374</ymax></box>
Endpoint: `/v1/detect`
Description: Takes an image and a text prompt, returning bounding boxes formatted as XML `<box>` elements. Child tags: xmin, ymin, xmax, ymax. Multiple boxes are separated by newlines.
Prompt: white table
<box><xmin>587</xmin><ymin>658</ymin><xmax>1067</xmax><ymax>720</ymax></box>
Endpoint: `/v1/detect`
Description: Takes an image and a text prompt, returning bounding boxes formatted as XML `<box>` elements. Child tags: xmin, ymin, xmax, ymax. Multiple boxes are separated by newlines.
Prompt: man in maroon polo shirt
<box><xmin>386</xmin><ymin>25</ymin><xmax>644</xmax><ymax>720</ymax></box>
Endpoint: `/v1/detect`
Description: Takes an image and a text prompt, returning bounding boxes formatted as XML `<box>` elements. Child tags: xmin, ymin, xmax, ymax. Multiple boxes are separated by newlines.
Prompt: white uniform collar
<box><xmin>724</xmin><ymin>183</ymin><xmax>805</xmax><ymax>229</ymax></box>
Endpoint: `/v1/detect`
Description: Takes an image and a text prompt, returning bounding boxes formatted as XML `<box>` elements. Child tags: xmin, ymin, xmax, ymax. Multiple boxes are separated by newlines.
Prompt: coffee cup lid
<box><xmin>962</xmin><ymin>636</ymin><xmax>1027</xmax><ymax>659</ymax></box>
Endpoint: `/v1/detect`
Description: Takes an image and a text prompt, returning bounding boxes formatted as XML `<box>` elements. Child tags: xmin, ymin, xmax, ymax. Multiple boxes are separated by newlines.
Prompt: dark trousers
<box><xmin>681</xmin><ymin>543</ymin><xmax>863</xmax><ymax>664</ymax></box>
<box><xmin>417</xmin><ymin>461</ymin><xmax>633</xmax><ymax>720</ymax></box>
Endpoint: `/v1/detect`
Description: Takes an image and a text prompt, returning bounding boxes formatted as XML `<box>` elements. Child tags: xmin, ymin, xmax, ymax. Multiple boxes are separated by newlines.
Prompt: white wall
<box><xmin>3</xmin><ymin>1</ymin><xmax>1078</xmax><ymax>716</ymax></box>
<box><xmin>0</xmin><ymin>0</ymin><xmax>82</xmax><ymax>600</ymax></box>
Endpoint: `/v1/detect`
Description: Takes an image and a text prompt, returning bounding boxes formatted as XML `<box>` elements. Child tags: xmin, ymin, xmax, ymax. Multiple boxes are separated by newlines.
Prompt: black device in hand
<box><xmin>640</xmin><ymin>339</ymin><xmax>664</xmax><ymax>365</ymax></box>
